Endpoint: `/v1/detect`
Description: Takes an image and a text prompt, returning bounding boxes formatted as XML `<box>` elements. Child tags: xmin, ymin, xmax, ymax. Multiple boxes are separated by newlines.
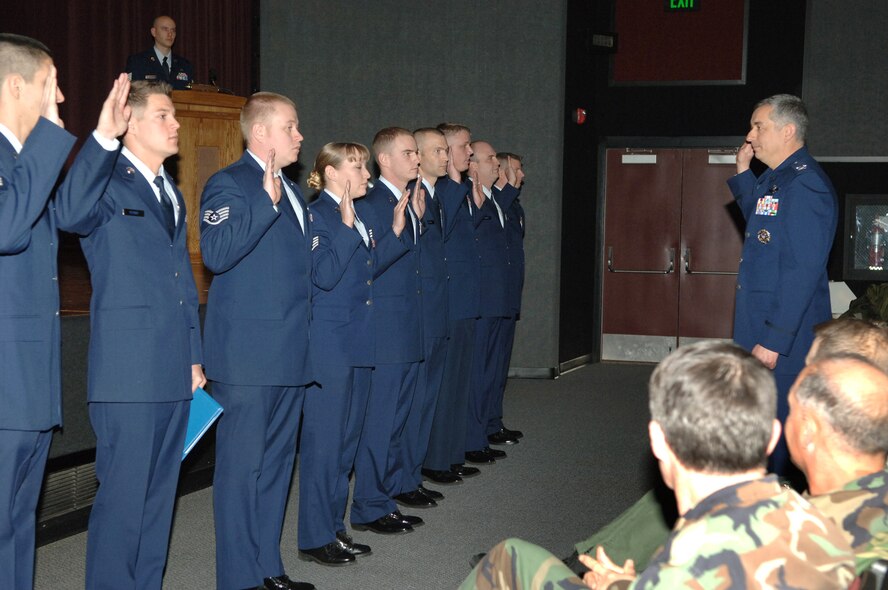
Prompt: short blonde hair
<box><xmin>240</xmin><ymin>92</ymin><xmax>296</xmax><ymax>142</ymax></box>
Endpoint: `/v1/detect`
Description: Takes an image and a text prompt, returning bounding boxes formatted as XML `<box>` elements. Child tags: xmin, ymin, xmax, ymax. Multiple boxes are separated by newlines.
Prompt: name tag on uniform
<box><xmin>123</xmin><ymin>208</ymin><xmax>145</xmax><ymax>217</ymax></box>
<box><xmin>755</xmin><ymin>195</ymin><xmax>779</xmax><ymax>216</ymax></box>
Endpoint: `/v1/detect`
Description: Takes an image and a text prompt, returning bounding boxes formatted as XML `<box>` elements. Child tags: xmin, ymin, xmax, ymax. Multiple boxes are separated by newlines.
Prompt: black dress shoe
<box><xmin>298</xmin><ymin>542</ymin><xmax>356</xmax><ymax>566</ymax></box>
<box><xmin>487</xmin><ymin>446</ymin><xmax>507</xmax><ymax>459</ymax></box>
<box><xmin>335</xmin><ymin>531</ymin><xmax>371</xmax><ymax>556</ymax></box>
<box><xmin>450</xmin><ymin>463</ymin><xmax>480</xmax><ymax>477</ymax></box>
<box><xmin>487</xmin><ymin>428</ymin><xmax>520</xmax><ymax>445</ymax></box>
<box><xmin>263</xmin><ymin>574</ymin><xmax>316</xmax><ymax>590</ymax></box>
<box><xmin>418</xmin><ymin>485</ymin><xmax>444</xmax><ymax>500</ymax></box>
<box><xmin>394</xmin><ymin>490</ymin><xmax>437</xmax><ymax>508</ymax></box>
<box><xmin>422</xmin><ymin>467</ymin><xmax>463</xmax><ymax>485</ymax></box>
<box><xmin>502</xmin><ymin>425</ymin><xmax>524</xmax><ymax>439</ymax></box>
<box><xmin>352</xmin><ymin>512</ymin><xmax>414</xmax><ymax>534</ymax></box>
<box><xmin>392</xmin><ymin>510</ymin><xmax>424</xmax><ymax>526</ymax></box>
<box><xmin>465</xmin><ymin>449</ymin><xmax>496</xmax><ymax>464</ymax></box>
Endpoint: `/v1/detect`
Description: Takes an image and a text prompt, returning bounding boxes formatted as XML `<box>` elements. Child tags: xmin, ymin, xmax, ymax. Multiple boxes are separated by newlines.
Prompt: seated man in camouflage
<box><xmin>460</xmin><ymin>341</ymin><xmax>856</xmax><ymax>590</ymax></box>
<box><xmin>785</xmin><ymin>353</ymin><xmax>888</xmax><ymax>574</ymax></box>
<box><xmin>563</xmin><ymin>318</ymin><xmax>888</xmax><ymax>575</ymax></box>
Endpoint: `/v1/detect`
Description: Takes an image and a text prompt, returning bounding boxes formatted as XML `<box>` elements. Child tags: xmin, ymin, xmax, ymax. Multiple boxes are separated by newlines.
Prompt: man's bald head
<box><xmin>793</xmin><ymin>355</ymin><xmax>888</xmax><ymax>455</ymax></box>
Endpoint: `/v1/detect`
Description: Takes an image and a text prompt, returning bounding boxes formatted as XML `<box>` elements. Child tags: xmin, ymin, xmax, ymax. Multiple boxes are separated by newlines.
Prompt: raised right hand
<box><xmin>736</xmin><ymin>142</ymin><xmax>754</xmax><ymax>174</ymax></box>
<box><xmin>40</xmin><ymin>65</ymin><xmax>63</xmax><ymax>128</ymax></box>
<box><xmin>263</xmin><ymin>149</ymin><xmax>282</xmax><ymax>205</ymax></box>
<box><xmin>339</xmin><ymin>181</ymin><xmax>355</xmax><ymax>227</ymax></box>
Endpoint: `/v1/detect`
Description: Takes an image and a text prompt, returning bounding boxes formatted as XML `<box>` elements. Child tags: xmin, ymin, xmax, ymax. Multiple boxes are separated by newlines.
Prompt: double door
<box><xmin>601</xmin><ymin>148</ymin><xmax>744</xmax><ymax>361</ymax></box>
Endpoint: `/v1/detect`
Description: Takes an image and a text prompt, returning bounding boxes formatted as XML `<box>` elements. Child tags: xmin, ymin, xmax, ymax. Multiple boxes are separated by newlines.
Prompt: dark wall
<box><xmin>559</xmin><ymin>0</ymin><xmax>808</xmax><ymax>364</ymax></box>
<box><xmin>261</xmin><ymin>0</ymin><xmax>567</xmax><ymax>372</ymax></box>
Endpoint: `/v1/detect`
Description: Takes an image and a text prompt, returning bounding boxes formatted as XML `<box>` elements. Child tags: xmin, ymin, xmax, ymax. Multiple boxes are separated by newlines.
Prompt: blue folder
<box><xmin>182</xmin><ymin>387</ymin><xmax>223</xmax><ymax>460</ymax></box>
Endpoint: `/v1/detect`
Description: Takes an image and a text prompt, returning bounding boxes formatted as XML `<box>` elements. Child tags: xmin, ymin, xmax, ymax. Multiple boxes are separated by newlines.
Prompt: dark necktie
<box><xmin>162</xmin><ymin>56</ymin><xmax>170</xmax><ymax>78</ymax></box>
<box><xmin>153</xmin><ymin>175</ymin><xmax>176</xmax><ymax>238</ymax></box>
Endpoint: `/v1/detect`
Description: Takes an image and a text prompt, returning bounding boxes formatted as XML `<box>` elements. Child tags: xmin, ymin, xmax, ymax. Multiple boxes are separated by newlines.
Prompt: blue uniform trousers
<box><xmin>0</xmin><ymin>429</ymin><xmax>51</xmax><ymax>590</ymax></box>
<box><xmin>467</xmin><ymin>317</ymin><xmax>506</xmax><ymax>452</ymax></box>
<box><xmin>399</xmin><ymin>335</ymin><xmax>447</xmax><ymax>493</ymax></box>
<box><xmin>769</xmin><ymin>373</ymin><xmax>796</xmax><ymax>476</ymax></box>
<box><xmin>486</xmin><ymin>317</ymin><xmax>516</xmax><ymax>435</ymax></box>
<box><xmin>298</xmin><ymin>364</ymin><xmax>371</xmax><ymax>549</ymax></box>
<box><xmin>351</xmin><ymin>362</ymin><xmax>419</xmax><ymax>524</ymax></box>
<box><xmin>425</xmin><ymin>319</ymin><xmax>475</xmax><ymax>470</ymax></box>
<box><xmin>212</xmin><ymin>383</ymin><xmax>305</xmax><ymax>590</ymax></box>
<box><xmin>85</xmin><ymin>400</ymin><xmax>189</xmax><ymax>590</ymax></box>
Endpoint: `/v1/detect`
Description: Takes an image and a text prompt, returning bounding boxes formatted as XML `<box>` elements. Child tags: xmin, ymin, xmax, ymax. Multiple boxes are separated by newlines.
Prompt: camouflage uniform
<box><xmin>460</xmin><ymin>476</ymin><xmax>856</xmax><ymax>590</ymax></box>
<box><xmin>809</xmin><ymin>469</ymin><xmax>888</xmax><ymax>574</ymax></box>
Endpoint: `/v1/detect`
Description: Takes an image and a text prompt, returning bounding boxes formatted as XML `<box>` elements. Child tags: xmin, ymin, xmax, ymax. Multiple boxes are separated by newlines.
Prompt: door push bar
<box><xmin>607</xmin><ymin>246</ymin><xmax>675</xmax><ymax>274</ymax></box>
<box><xmin>682</xmin><ymin>248</ymin><xmax>738</xmax><ymax>275</ymax></box>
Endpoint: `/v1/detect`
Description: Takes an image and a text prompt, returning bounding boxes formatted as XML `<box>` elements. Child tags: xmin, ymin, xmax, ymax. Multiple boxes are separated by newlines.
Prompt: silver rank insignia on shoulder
<box><xmin>125</xmin><ymin>167</ymin><xmax>135</xmax><ymax>175</ymax></box>
<box><xmin>757</xmin><ymin>229</ymin><xmax>771</xmax><ymax>244</ymax></box>
<box><xmin>203</xmin><ymin>206</ymin><xmax>230</xmax><ymax>225</ymax></box>
<box><xmin>794</xmin><ymin>162</ymin><xmax>807</xmax><ymax>171</ymax></box>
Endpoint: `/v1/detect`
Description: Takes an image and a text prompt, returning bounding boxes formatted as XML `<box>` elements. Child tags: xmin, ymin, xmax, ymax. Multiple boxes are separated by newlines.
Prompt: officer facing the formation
<box><xmin>729</xmin><ymin>94</ymin><xmax>838</xmax><ymax>475</ymax></box>
<box><xmin>126</xmin><ymin>15</ymin><xmax>194</xmax><ymax>90</ymax></box>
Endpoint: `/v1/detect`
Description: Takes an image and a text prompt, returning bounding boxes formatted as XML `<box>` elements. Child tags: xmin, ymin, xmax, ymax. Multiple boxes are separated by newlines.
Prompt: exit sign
<box><xmin>665</xmin><ymin>0</ymin><xmax>699</xmax><ymax>10</ymax></box>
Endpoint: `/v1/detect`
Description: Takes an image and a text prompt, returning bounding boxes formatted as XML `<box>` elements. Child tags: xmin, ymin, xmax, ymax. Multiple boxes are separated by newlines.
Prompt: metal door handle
<box><xmin>683</xmin><ymin>248</ymin><xmax>738</xmax><ymax>275</ymax></box>
<box><xmin>607</xmin><ymin>247</ymin><xmax>675</xmax><ymax>274</ymax></box>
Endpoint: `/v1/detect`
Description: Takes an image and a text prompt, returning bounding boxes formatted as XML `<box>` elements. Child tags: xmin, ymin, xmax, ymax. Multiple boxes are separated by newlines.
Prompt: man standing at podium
<box><xmin>126</xmin><ymin>15</ymin><xmax>194</xmax><ymax>90</ymax></box>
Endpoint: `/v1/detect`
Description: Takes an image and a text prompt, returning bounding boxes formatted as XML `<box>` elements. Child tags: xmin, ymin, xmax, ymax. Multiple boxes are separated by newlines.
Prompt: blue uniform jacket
<box><xmin>501</xmin><ymin>191</ymin><xmax>525</xmax><ymax>317</ymax></box>
<box><xmin>0</xmin><ymin>119</ymin><xmax>76</xmax><ymax>430</ymax></box>
<box><xmin>439</xmin><ymin>178</ymin><xmax>482</xmax><ymax>320</ymax></box>
<box><xmin>361</xmin><ymin>181</ymin><xmax>423</xmax><ymax>363</ymax></box>
<box><xmin>56</xmin><ymin>150</ymin><xmax>202</xmax><ymax>403</ymax></box>
<box><xmin>410</xmin><ymin>177</ymin><xmax>448</xmax><ymax>339</ymax></box>
<box><xmin>475</xmin><ymin>183</ymin><xmax>519</xmax><ymax>318</ymax></box>
<box><xmin>200</xmin><ymin>153</ymin><xmax>313</xmax><ymax>387</ymax></box>
<box><xmin>126</xmin><ymin>48</ymin><xmax>194</xmax><ymax>90</ymax></box>
<box><xmin>728</xmin><ymin>146</ymin><xmax>837</xmax><ymax>376</ymax></box>
<box><xmin>308</xmin><ymin>190</ymin><xmax>409</xmax><ymax>367</ymax></box>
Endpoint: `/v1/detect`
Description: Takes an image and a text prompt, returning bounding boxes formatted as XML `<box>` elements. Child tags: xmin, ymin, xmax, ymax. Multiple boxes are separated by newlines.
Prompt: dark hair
<box><xmin>436</xmin><ymin>122</ymin><xmax>471</xmax><ymax>137</ymax></box>
<box><xmin>128</xmin><ymin>80</ymin><xmax>172</xmax><ymax>113</ymax></box>
<box><xmin>496</xmin><ymin>152</ymin><xmax>522</xmax><ymax>163</ymax></box>
<box><xmin>372</xmin><ymin>126</ymin><xmax>412</xmax><ymax>158</ymax></box>
<box><xmin>756</xmin><ymin>94</ymin><xmax>808</xmax><ymax>143</ymax></box>
<box><xmin>0</xmin><ymin>33</ymin><xmax>52</xmax><ymax>84</ymax></box>
<box><xmin>648</xmin><ymin>341</ymin><xmax>776</xmax><ymax>473</ymax></box>
<box><xmin>794</xmin><ymin>355</ymin><xmax>888</xmax><ymax>454</ymax></box>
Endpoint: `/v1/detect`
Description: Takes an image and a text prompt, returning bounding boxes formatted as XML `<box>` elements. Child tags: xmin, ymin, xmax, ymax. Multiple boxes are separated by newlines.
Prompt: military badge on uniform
<box><xmin>203</xmin><ymin>206</ymin><xmax>230</xmax><ymax>225</ymax></box>
<box><xmin>309</xmin><ymin>212</ymin><xmax>313</xmax><ymax>223</ymax></box>
<box><xmin>125</xmin><ymin>167</ymin><xmax>136</xmax><ymax>175</ymax></box>
<box><xmin>311</xmin><ymin>236</ymin><xmax>319</xmax><ymax>251</ymax></box>
<box><xmin>176</xmin><ymin>72</ymin><xmax>189</xmax><ymax>81</ymax></box>
<box><xmin>794</xmin><ymin>162</ymin><xmax>807</xmax><ymax>171</ymax></box>
<box><xmin>755</xmin><ymin>195</ymin><xmax>779</xmax><ymax>216</ymax></box>
<box><xmin>757</xmin><ymin>229</ymin><xmax>771</xmax><ymax>244</ymax></box>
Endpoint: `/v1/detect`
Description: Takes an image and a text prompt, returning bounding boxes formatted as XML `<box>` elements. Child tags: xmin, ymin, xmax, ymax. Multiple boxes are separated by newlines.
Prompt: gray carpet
<box><xmin>34</xmin><ymin>362</ymin><xmax>657</xmax><ymax>589</ymax></box>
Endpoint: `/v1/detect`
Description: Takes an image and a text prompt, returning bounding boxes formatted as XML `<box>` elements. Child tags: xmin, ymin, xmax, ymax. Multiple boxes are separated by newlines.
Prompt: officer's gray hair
<box><xmin>648</xmin><ymin>341</ymin><xmax>776</xmax><ymax>473</ymax></box>
<box><xmin>0</xmin><ymin>34</ymin><xmax>51</xmax><ymax>86</ymax></box>
<box><xmin>756</xmin><ymin>94</ymin><xmax>808</xmax><ymax>144</ymax></box>
<box><xmin>794</xmin><ymin>355</ymin><xmax>888</xmax><ymax>455</ymax></box>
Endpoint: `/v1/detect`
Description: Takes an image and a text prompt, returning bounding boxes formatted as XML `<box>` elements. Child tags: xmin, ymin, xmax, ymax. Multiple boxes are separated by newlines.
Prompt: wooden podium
<box><xmin>170</xmin><ymin>90</ymin><xmax>246</xmax><ymax>303</ymax></box>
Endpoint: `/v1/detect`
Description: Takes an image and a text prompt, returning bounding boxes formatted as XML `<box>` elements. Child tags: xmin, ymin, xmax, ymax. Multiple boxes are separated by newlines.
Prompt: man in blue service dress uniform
<box><xmin>394</xmin><ymin>128</ymin><xmax>451</xmax><ymax>504</ymax></box>
<box><xmin>465</xmin><ymin>141</ymin><xmax>520</xmax><ymax>464</ymax></box>
<box><xmin>200</xmin><ymin>93</ymin><xmax>315</xmax><ymax>590</ymax></box>
<box><xmin>56</xmin><ymin>80</ymin><xmax>207</xmax><ymax>590</ymax></box>
<box><xmin>422</xmin><ymin>123</ymin><xmax>485</xmax><ymax>484</ymax></box>
<box><xmin>126</xmin><ymin>16</ymin><xmax>194</xmax><ymax>90</ymax></box>
<box><xmin>728</xmin><ymin>94</ymin><xmax>837</xmax><ymax>475</ymax></box>
<box><xmin>352</xmin><ymin>128</ymin><xmax>429</xmax><ymax>524</ymax></box>
<box><xmin>0</xmin><ymin>35</ymin><xmax>129</xmax><ymax>590</ymax></box>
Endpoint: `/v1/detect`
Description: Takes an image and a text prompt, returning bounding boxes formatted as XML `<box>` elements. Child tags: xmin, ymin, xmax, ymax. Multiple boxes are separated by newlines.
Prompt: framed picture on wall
<box><xmin>612</xmin><ymin>0</ymin><xmax>748</xmax><ymax>85</ymax></box>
